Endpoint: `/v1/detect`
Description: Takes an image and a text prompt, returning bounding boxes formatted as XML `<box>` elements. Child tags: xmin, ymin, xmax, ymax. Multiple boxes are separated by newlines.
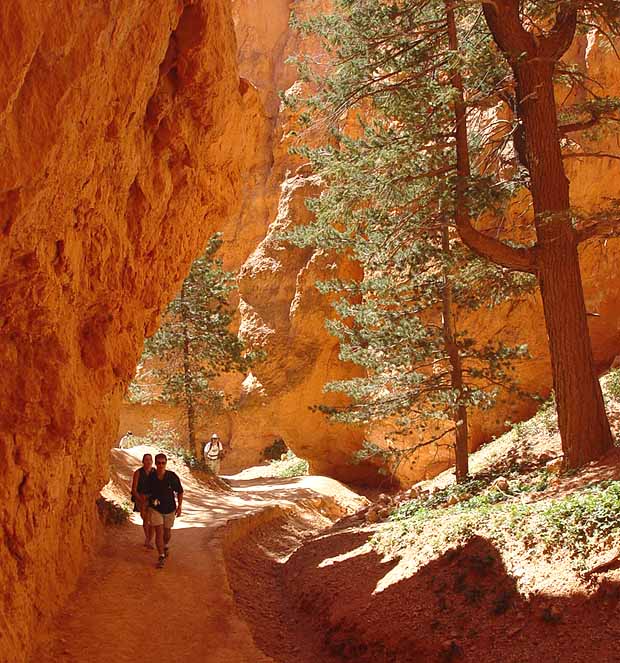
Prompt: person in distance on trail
<box><xmin>203</xmin><ymin>433</ymin><xmax>224</xmax><ymax>475</ymax></box>
<box><xmin>131</xmin><ymin>453</ymin><xmax>155</xmax><ymax>549</ymax></box>
<box><xmin>146</xmin><ymin>453</ymin><xmax>184</xmax><ymax>569</ymax></box>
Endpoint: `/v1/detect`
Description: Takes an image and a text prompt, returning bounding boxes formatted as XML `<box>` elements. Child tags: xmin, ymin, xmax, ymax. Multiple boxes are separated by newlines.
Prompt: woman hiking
<box><xmin>131</xmin><ymin>453</ymin><xmax>155</xmax><ymax>548</ymax></box>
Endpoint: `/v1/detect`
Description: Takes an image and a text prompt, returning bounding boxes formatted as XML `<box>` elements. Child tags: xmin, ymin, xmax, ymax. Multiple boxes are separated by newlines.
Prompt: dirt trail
<box><xmin>31</xmin><ymin>446</ymin><xmax>365</xmax><ymax>663</ymax></box>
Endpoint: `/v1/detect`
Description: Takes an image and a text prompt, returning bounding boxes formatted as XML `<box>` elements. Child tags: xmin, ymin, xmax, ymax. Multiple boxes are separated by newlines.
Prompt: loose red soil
<box><xmin>230</xmin><ymin>510</ymin><xmax>620</xmax><ymax>663</ymax></box>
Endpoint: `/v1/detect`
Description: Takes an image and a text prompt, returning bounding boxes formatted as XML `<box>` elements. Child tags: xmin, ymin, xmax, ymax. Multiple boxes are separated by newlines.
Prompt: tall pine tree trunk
<box><xmin>441</xmin><ymin>221</ymin><xmax>469</xmax><ymax>482</ymax></box>
<box><xmin>449</xmin><ymin>0</ymin><xmax>613</xmax><ymax>468</ymax></box>
<box><xmin>180</xmin><ymin>281</ymin><xmax>199</xmax><ymax>458</ymax></box>
<box><xmin>514</xmin><ymin>59</ymin><xmax>613</xmax><ymax>467</ymax></box>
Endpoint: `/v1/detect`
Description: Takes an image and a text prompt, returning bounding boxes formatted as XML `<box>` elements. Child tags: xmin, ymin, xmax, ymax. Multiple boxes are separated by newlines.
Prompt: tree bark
<box><xmin>479</xmin><ymin>0</ymin><xmax>614</xmax><ymax>467</ymax></box>
<box><xmin>445</xmin><ymin>1</ymin><xmax>536</xmax><ymax>274</ymax></box>
<box><xmin>180</xmin><ymin>281</ymin><xmax>199</xmax><ymax>458</ymax></box>
<box><xmin>513</xmin><ymin>57</ymin><xmax>613</xmax><ymax>466</ymax></box>
<box><xmin>441</xmin><ymin>221</ymin><xmax>469</xmax><ymax>482</ymax></box>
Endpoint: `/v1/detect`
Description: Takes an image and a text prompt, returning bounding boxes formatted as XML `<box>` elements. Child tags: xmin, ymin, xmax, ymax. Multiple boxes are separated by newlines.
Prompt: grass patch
<box><xmin>379</xmin><ymin>480</ymin><xmax>620</xmax><ymax>564</ymax></box>
<box><xmin>374</xmin><ymin>377</ymin><xmax>620</xmax><ymax>572</ymax></box>
<box><xmin>605</xmin><ymin>368</ymin><xmax>620</xmax><ymax>400</ymax></box>
<box><xmin>536</xmin><ymin>480</ymin><xmax>620</xmax><ymax>556</ymax></box>
<box><xmin>269</xmin><ymin>450</ymin><xmax>309</xmax><ymax>478</ymax></box>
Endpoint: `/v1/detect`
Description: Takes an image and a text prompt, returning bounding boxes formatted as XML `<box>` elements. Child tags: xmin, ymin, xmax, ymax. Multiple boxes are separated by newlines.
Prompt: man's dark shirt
<box><xmin>146</xmin><ymin>470</ymin><xmax>183</xmax><ymax>514</ymax></box>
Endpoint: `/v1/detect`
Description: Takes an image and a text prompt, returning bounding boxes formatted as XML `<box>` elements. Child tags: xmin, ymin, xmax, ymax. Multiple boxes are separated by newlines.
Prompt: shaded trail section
<box><xmin>31</xmin><ymin>447</ymin><xmax>364</xmax><ymax>663</ymax></box>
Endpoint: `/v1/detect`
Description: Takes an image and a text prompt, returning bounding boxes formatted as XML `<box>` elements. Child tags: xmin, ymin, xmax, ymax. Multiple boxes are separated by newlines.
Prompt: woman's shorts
<box><xmin>149</xmin><ymin>508</ymin><xmax>175</xmax><ymax>528</ymax></box>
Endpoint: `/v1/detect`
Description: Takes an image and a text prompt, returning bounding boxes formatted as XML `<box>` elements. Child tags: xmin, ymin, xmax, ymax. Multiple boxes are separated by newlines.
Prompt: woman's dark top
<box><xmin>136</xmin><ymin>466</ymin><xmax>152</xmax><ymax>493</ymax></box>
<box><xmin>132</xmin><ymin>466</ymin><xmax>153</xmax><ymax>511</ymax></box>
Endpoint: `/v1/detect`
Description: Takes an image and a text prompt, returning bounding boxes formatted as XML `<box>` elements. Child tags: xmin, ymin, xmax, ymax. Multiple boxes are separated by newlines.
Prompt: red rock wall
<box><xmin>211</xmin><ymin>0</ymin><xmax>380</xmax><ymax>481</ymax></box>
<box><xmin>226</xmin><ymin>9</ymin><xmax>620</xmax><ymax>485</ymax></box>
<box><xmin>120</xmin><ymin>6</ymin><xmax>620</xmax><ymax>488</ymax></box>
<box><xmin>0</xmin><ymin>1</ymin><xmax>260</xmax><ymax>659</ymax></box>
<box><xmin>119</xmin><ymin>0</ymin><xmax>381</xmax><ymax>482</ymax></box>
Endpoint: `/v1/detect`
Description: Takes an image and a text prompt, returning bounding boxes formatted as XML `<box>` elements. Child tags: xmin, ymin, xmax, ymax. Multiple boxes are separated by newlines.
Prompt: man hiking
<box><xmin>203</xmin><ymin>433</ymin><xmax>224</xmax><ymax>475</ymax></box>
<box><xmin>146</xmin><ymin>453</ymin><xmax>184</xmax><ymax>569</ymax></box>
<box><xmin>131</xmin><ymin>453</ymin><xmax>155</xmax><ymax>549</ymax></box>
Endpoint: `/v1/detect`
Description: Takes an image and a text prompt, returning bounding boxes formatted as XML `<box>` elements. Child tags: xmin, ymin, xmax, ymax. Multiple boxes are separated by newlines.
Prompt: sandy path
<box><xmin>31</xmin><ymin>447</ymin><xmax>364</xmax><ymax>663</ymax></box>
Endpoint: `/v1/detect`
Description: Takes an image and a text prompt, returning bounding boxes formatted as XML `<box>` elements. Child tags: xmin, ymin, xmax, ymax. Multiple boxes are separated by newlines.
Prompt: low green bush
<box><xmin>606</xmin><ymin>369</ymin><xmax>620</xmax><ymax>400</ymax></box>
<box><xmin>270</xmin><ymin>450</ymin><xmax>309</xmax><ymax>478</ymax></box>
<box><xmin>96</xmin><ymin>497</ymin><xmax>132</xmax><ymax>525</ymax></box>
<box><xmin>537</xmin><ymin>481</ymin><xmax>620</xmax><ymax>556</ymax></box>
<box><xmin>386</xmin><ymin>480</ymin><xmax>620</xmax><ymax>561</ymax></box>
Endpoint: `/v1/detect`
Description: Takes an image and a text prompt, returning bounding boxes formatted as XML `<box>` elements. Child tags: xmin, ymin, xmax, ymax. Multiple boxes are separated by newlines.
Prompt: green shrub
<box><xmin>270</xmin><ymin>450</ymin><xmax>309</xmax><ymax>478</ymax></box>
<box><xmin>178</xmin><ymin>448</ymin><xmax>213</xmax><ymax>473</ymax></box>
<box><xmin>537</xmin><ymin>481</ymin><xmax>620</xmax><ymax>555</ymax></box>
<box><xmin>391</xmin><ymin>478</ymin><xmax>488</xmax><ymax>521</ymax></box>
<box><xmin>606</xmin><ymin>369</ymin><xmax>620</xmax><ymax>400</ymax></box>
<box><xmin>96</xmin><ymin>497</ymin><xmax>132</xmax><ymax>525</ymax></box>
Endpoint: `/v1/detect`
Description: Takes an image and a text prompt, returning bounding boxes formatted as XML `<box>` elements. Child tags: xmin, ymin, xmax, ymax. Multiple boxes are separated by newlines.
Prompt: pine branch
<box><xmin>539</xmin><ymin>3</ymin><xmax>578</xmax><ymax>60</ymax></box>
<box><xmin>481</xmin><ymin>0</ymin><xmax>537</xmax><ymax>60</ymax></box>
<box><xmin>576</xmin><ymin>217</ymin><xmax>620</xmax><ymax>243</ymax></box>
<box><xmin>447</xmin><ymin>2</ymin><xmax>537</xmax><ymax>273</ymax></box>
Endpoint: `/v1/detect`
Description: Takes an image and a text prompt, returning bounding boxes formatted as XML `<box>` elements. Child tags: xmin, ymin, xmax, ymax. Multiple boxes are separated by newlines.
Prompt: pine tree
<box><xmin>287</xmin><ymin>3</ymin><xmax>533</xmax><ymax>480</ymax></box>
<box><xmin>290</xmin><ymin>0</ymin><xmax>620</xmax><ymax>471</ymax></box>
<box><xmin>138</xmin><ymin>234</ymin><xmax>251</xmax><ymax>457</ymax></box>
<box><xmin>288</xmin><ymin>131</ymin><xmax>531</xmax><ymax>480</ymax></box>
<box><xmin>455</xmin><ymin>0</ymin><xmax>620</xmax><ymax>468</ymax></box>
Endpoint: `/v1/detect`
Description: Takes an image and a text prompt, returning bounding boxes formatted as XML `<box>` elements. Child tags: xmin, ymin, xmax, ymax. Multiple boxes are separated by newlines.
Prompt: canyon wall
<box><xmin>1</xmin><ymin>8</ymin><xmax>618</xmax><ymax>659</ymax></box>
<box><xmin>121</xmin><ymin>4</ymin><xmax>620</xmax><ymax>487</ymax></box>
<box><xmin>224</xmin><ymin>0</ymin><xmax>377</xmax><ymax>481</ymax></box>
<box><xmin>226</xmin><ymin>16</ymin><xmax>620</xmax><ymax>486</ymax></box>
<box><xmin>121</xmin><ymin>0</ymin><xmax>381</xmax><ymax>483</ymax></box>
<box><xmin>0</xmin><ymin>1</ymin><xmax>261</xmax><ymax>659</ymax></box>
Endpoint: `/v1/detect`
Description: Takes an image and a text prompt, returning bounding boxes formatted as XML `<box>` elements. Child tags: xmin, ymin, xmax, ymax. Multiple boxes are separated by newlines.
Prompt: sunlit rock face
<box><xmin>120</xmin><ymin>0</ymin><xmax>380</xmax><ymax>483</ymax></box>
<box><xmin>211</xmin><ymin>0</ymin><xmax>380</xmax><ymax>482</ymax></box>
<box><xmin>0</xmin><ymin>1</ymin><xmax>260</xmax><ymax>658</ymax></box>
<box><xmin>223</xmin><ymin>12</ymin><xmax>620</xmax><ymax>484</ymax></box>
<box><xmin>120</xmin><ymin>5</ymin><xmax>620</xmax><ymax>487</ymax></box>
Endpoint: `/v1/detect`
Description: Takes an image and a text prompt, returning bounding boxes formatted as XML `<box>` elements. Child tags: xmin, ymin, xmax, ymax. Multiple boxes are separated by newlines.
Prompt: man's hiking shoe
<box><xmin>156</xmin><ymin>555</ymin><xmax>165</xmax><ymax>569</ymax></box>
<box><xmin>144</xmin><ymin>542</ymin><xmax>155</xmax><ymax>550</ymax></box>
<box><xmin>164</xmin><ymin>546</ymin><xmax>170</xmax><ymax>558</ymax></box>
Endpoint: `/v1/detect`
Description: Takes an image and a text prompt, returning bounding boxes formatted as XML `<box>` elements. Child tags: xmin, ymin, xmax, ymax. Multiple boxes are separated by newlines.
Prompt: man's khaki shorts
<box><xmin>149</xmin><ymin>508</ymin><xmax>176</xmax><ymax>528</ymax></box>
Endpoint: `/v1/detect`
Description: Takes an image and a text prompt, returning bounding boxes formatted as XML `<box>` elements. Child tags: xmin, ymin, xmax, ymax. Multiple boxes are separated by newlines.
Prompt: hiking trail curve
<box><xmin>30</xmin><ymin>446</ymin><xmax>366</xmax><ymax>663</ymax></box>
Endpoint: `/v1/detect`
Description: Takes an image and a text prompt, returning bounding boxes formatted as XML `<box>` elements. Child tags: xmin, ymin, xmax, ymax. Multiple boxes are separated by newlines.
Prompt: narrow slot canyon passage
<box><xmin>4</xmin><ymin>1</ymin><xmax>620</xmax><ymax>662</ymax></box>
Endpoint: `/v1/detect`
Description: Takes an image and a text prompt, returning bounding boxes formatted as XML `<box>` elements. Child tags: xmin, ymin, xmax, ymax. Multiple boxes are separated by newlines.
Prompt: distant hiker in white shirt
<box><xmin>203</xmin><ymin>433</ymin><xmax>224</xmax><ymax>475</ymax></box>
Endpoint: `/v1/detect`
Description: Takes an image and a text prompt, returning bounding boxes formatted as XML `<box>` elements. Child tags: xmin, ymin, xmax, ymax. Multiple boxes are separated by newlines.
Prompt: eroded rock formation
<box><xmin>121</xmin><ymin>4</ymin><xmax>620</xmax><ymax>487</ymax></box>
<box><xmin>0</xmin><ymin>1</ymin><xmax>260</xmax><ymax>659</ymax></box>
<box><xmin>121</xmin><ymin>0</ymin><xmax>382</xmax><ymax>483</ymax></box>
<box><xmin>3</xmin><ymin>6</ymin><xmax>620</xmax><ymax>656</ymax></box>
<box><xmin>225</xmin><ymin>7</ymin><xmax>620</xmax><ymax>484</ymax></box>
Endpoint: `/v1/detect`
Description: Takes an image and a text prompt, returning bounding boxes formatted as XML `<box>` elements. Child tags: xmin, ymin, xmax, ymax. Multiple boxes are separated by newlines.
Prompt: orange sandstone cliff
<box><xmin>3</xmin><ymin>4</ymin><xmax>620</xmax><ymax>658</ymax></box>
<box><xmin>0</xmin><ymin>1</ymin><xmax>261</xmax><ymax>659</ymax></box>
<box><xmin>121</xmin><ymin>4</ymin><xmax>620</xmax><ymax>487</ymax></box>
<box><xmin>121</xmin><ymin>0</ymin><xmax>381</xmax><ymax>483</ymax></box>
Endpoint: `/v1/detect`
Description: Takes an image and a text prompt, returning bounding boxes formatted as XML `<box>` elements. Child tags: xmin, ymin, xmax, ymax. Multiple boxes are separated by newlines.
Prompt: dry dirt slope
<box><xmin>28</xmin><ymin>447</ymin><xmax>365</xmax><ymax>663</ymax></box>
<box><xmin>225</xmin><ymin>392</ymin><xmax>620</xmax><ymax>663</ymax></box>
